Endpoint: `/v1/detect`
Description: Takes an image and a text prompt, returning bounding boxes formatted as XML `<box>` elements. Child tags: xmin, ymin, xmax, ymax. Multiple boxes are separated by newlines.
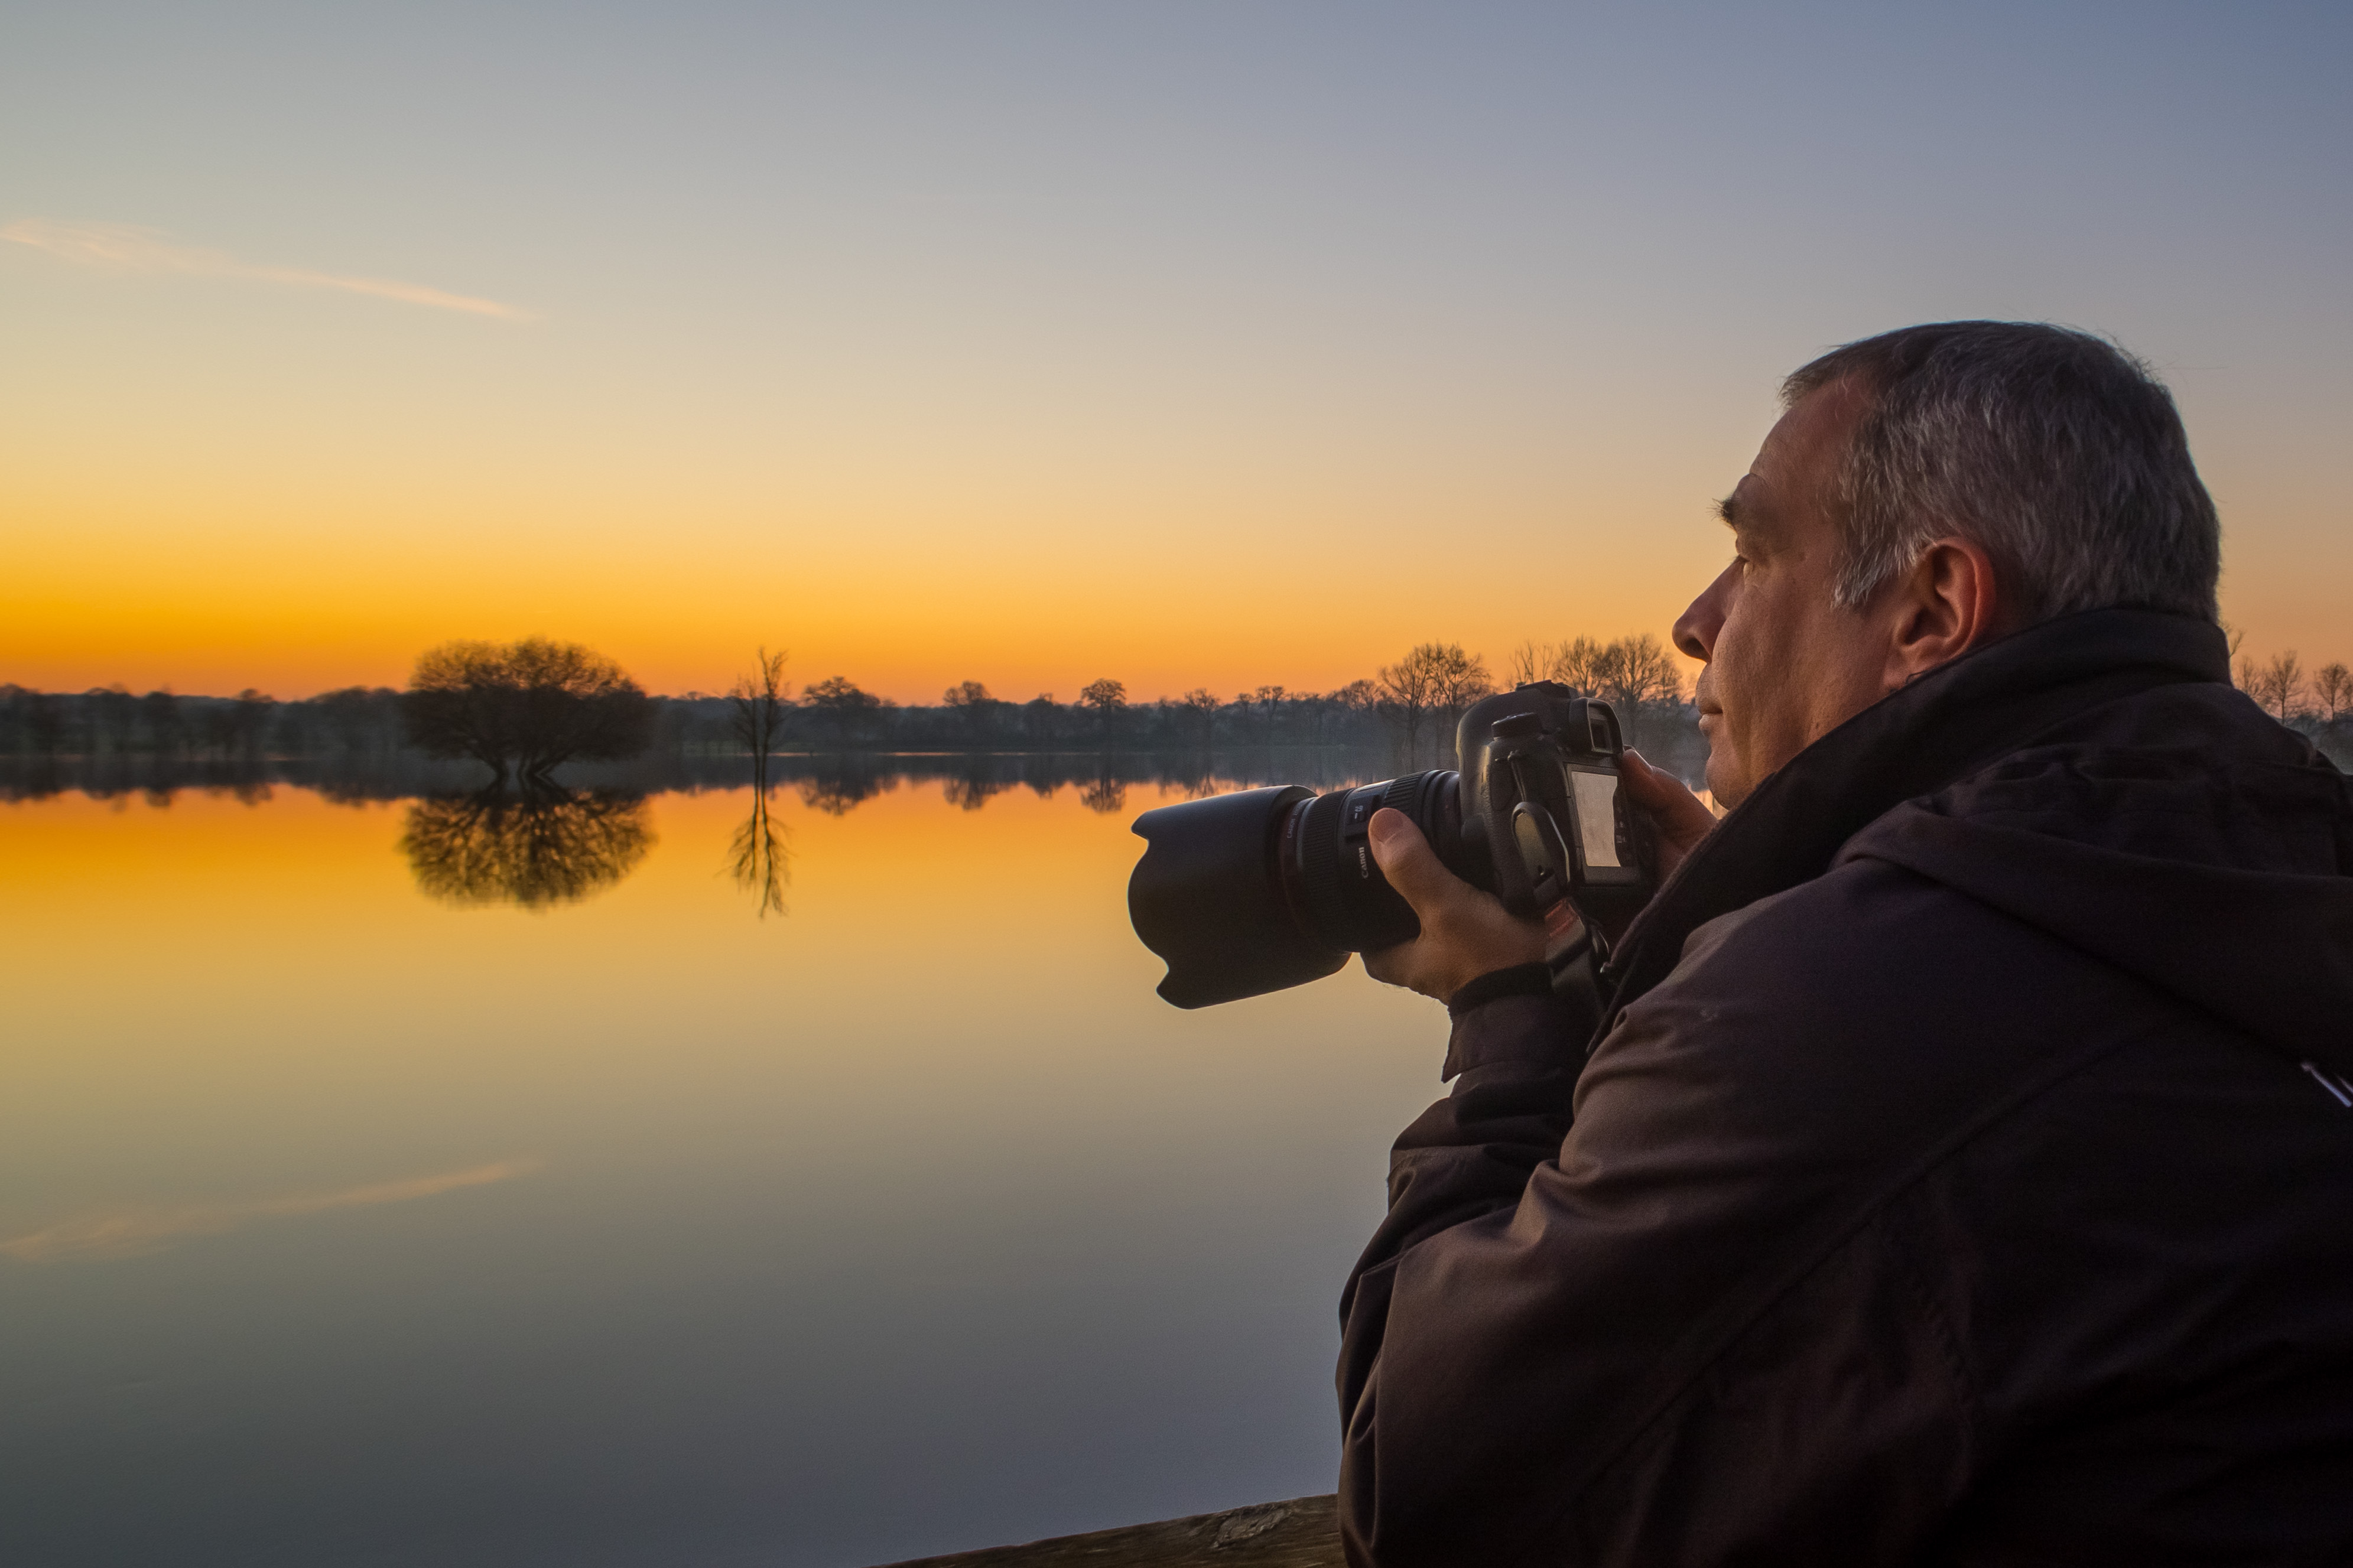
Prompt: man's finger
<box><xmin>1367</xmin><ymin>808</ymin><xmax>1460</xmax><ymax>913</ymax></box>
<box><xmin>1623</xmin><ymin>749</ymin><xmax>1718</xmax><ymax>838</ymax></box>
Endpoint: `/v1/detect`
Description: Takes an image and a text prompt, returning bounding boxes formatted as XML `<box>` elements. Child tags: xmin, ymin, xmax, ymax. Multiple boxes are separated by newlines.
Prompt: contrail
<box><xmin>0</xmin><ymin>1158</ymin><xmax>542</xmax><ymax>1263</ymax></box>
<box><xmin>1</xmin><ymin>217</ymin><xmax>535</xmax><ymax>321</ymax></box>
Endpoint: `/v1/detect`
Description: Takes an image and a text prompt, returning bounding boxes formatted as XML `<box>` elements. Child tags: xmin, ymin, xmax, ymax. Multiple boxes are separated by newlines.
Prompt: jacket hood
<box><xmin>1847</xmin><ymin>689</ymin><xmax>2353</xmax><ymax>1075</ymax></box>
<box><xmin>1608</xmin><ymin>607</ymin><xmax>2353</xmax><ymax>1075</ymax></box>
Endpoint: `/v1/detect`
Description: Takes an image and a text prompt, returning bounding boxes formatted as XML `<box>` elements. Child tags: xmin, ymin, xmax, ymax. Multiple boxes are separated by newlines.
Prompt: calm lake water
<box><xmin>0</xmin><ymin>757</ymin><xmax>1447</xmax><ymax>1568</ymax></box>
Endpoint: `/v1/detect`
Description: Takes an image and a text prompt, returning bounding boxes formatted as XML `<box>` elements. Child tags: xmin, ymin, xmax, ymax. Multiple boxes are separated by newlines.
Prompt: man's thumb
<box><xmin>1367</xmin><ymin>808</ymin><xmax>1451</xmax><ymax>909</ymax></box>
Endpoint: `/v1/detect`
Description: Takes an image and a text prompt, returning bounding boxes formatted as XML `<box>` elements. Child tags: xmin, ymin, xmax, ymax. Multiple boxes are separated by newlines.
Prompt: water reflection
<box><xmin>0</xmin><ymin>762</ymin><xmax>1457</xmax><ymax>1568</ymax></box>
<box><xmin>400</xmin><ymin>787</ymin><xmax>655</xmax><ymax>908</ymax></box>
<box><xmin>0</xmin><ymin>747</ymin><xmax>1408</xmax><ymax>811</ymax></box>
<box><xmin>943</xmin><ymin>759</ymin><xmax>1016</xmax><ymax>811</ymax></box>
<box><xmin>727</xmin><ymin>786</ymin><xmax>791</xmax><ymax>918</ymax></box>
<box><xmin>798</xmin><ymin>759</ymin><xmax>899</xmax><ymax>816</ymax></box>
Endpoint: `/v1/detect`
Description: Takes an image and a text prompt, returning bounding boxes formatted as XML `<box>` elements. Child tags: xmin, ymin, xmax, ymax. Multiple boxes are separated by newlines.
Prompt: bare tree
<box><xmin>1299</xmin><ymin>689</ymin><xmax>1335</xmax><ymax>746</ymax></box>
<box><xmin>94</xmin><ymin>685</ymin><xmax>138</xmax><ymax>755</ymax></box>
<box><xmin>730</xmin><ymin>648</ymin><xmax>791</xmax><ymax>780</ymax></box>
<box><xmin>803</xmin><ymin>676</ymin><xmax>892</xmax><ymax>747</ymax></box>
<box><xmin>1376</xmin><ymin>647</ymin><xmax>1442</xmax><ymax>763</ymax></box>
<box><xmin>1430</xmin><ymin>648</ymin><xmax>1493</xmax><ymax>760</ymax></box>
<box><xmin>1380</xmin><ymin>643</ymin><xmax>1486</xmax><ymax>765</ymax></box>
<box><xmin>1591</xmin><ymin>634</ymin><xmax>1686</xmax><ymax>747</ymax></box>
<box><xmin>1179</xmin><ymin>687</ymin><xmax>1221</xmax><ymax>748</ymax></box>
<box><xmin>1253</xmin><ymin>684</ymin><xmax>1286</xmax><ymax>746</ymax></box>
<box><xmin>2252</xmin><ymin>650</ymin><xmax>2307</xmax><ymax>723</ymax></box>
<box><xmin>406</xmin><ymin>639</ymin><xmax>654</xmax><ymax>785</ymax></box>
<box><xmin>1549</xmin><ymin>636</ymin><xmax>1608</xmax><ymax>693</ymax></box>
<box><xmin>1080</xmin><ymin>678</ymin><xmax>1127</xmax><ymax>744</ymax></box>
<box><xmin>1023</xmin><ymin>694</ymin><xmax>1061</xmax><ymax>748</ymax></box>
<box><xmin>141</xmin><ymin>689</ymin><xmax>183</xmax><ymax>759</ymax></box>
<box><xmin>232</xmin><ymin>689</ymin><xmax>277</xmax><ymax>762</ymax></box>
<box><xmin>2313</xmin><ymin>662</ymin><xmax>2352</xmax><ymax>727</ymax></box>
<box><xmin>942</xmin><ymin>679</ymin><xmax>998</xmax><ymax>746</ymax></box>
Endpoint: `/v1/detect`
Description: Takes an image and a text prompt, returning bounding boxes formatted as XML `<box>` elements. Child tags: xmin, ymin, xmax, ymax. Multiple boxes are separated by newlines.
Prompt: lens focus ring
<box><xmin>1294</xmin><ymin>788</ymin><xmax>1354</xmax><ymax>935</ymax></box>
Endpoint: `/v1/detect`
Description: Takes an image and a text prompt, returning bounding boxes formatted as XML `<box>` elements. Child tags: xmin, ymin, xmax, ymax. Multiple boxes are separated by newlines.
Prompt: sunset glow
<box><xmin>6</xmin><ymin>6</ymin><xmax>2345</xmax><ymax>702</ymax></box>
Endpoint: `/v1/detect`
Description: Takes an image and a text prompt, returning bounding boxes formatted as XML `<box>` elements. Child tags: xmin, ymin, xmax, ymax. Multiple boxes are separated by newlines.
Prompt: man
<box><xmin>1340</xmin><ymin>322</ymin><xmax>2353</xmax><ymax>1565</ymax></box>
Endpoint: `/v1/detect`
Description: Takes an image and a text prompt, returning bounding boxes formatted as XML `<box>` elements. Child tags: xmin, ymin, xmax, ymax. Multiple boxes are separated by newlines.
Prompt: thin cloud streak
<box><xmin>1</xmin><ymin>218</ymin><xmax>534</xmax><ymax>320</ymax></box>
<box><xmin>0</xmin><ymin>1158</ymin><xmax>541</xmax><ymax>1264</ymax></box>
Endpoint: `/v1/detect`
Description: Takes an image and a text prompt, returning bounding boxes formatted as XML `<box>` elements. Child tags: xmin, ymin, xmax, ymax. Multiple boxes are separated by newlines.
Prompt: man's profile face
<box><xmin>1672</xmin><ymin>380</ymin><xmax>1892</xmax><ymax>809</ymax></box>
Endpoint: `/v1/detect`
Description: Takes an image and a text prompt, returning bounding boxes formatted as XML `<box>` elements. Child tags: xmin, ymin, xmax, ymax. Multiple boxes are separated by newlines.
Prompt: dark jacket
<box><xmin>1337</xmin><ymin>609</ymin><xmax>2353</xmax><ymax>1567</ymax></box>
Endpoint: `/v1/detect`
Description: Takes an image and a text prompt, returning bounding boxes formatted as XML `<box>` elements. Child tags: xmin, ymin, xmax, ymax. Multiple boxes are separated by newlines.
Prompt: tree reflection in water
<box><xmin>942</xmin><ymin>760</ymin><xmax>1015</xmax><ymax>812</ymax></box>
<box><xmin>797</xmin><ymin>760</ymin><xmax>896</xmax><ymax>816</ymax></box>
<box><xmin>400</xmin><ymin>787</ymin><xmax>654</xmax><ymax>909</ymax></box>
<box><xmin>727</xmin><ymin>786</ymin><xmax>790</xmax><ymax>918</ymax></box>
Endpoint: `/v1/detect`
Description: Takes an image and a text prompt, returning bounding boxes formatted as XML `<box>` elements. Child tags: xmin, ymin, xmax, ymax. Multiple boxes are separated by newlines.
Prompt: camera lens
<box><xmin>1128</xmin><ymin>770</ymin><xmax>1470</xmax><ymax>1009</ymax></box>
<box><xmin>1127</xmin><ymin>786</ymin><xmax>1347</xmax><ymax>1008</ymax></box>
<box><xmin>1127</xmin><ymin>685</ymin><xmax>1652</xmax><ymax>1009</ymax></box>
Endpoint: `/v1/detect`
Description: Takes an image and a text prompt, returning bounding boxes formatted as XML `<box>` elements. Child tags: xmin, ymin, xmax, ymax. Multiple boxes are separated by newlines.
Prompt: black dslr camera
<box><xmin>1127</xmin><ymin>682</ymin><xmax>1656</xmax><ymax>1007</ymax></box>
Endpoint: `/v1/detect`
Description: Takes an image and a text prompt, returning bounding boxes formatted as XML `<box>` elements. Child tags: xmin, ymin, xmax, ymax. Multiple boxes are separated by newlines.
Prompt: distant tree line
<box><xmin>2236</xmin><ymin>648</ymin><xmax>2353</xmax><ymax>730</ymax></box>
<box><xmin>14</xmin><ymin>627</ymin><xmax>2341</xmax><ymax>772</ymax></box>
<box><xmin>0</xmin><ymin>683</ymin><xmax>409</xmax><ymax>764</ymax></box>
<box><xmin>680</xmin><ymin>633</ymin><xmax>1701</xmax><ymax>765</ymax></box>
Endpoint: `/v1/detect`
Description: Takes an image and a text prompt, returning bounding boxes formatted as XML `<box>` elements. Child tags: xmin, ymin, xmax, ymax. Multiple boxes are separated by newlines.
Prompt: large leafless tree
<box><xmin>2249</xmin><ymin>650</ymin><xmax>2307</xmax><ymax>723</ymax></box>
<box><xmin>730</xmin><ymin>648</ymin><xmax>792</xmax><ymax>780</ymax></box>
<box><xmin>1506</xmin><ymin>632</ymin><xmax>1686</xmax><ymax>746</ymax></box>
<box><xmin>2312</xmin><ymin>662</ymin><xmax>2351</xmax><ymax>727</ymax></box>
<box><xmin>1379</xmin><ymin>642</ymin><xmax>1489</xmax><ymax>765</ymax></box>
<box><xmin>404</xmin><ymin>638</ymin><xmax>654</xmax><ymax>785</ymax></box>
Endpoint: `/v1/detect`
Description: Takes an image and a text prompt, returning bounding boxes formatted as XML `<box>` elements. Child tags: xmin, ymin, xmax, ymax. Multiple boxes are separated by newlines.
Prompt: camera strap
<box><xmin>1542</xmin><ymin>905</ymin><xmax>1607</xmax><ymax>1045</ymax></box>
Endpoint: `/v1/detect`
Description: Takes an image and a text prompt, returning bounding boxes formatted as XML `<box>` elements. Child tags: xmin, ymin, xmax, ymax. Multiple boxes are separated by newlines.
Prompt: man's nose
<box><xmin>1674</xmin><ymin>565</ymin><xmax>1731</xmax><ymax>661</ymax></box>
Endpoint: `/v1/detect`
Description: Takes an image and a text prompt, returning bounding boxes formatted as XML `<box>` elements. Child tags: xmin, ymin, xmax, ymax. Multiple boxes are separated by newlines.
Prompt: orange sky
<box><xmin>5</xmin><ymin>7</ymin><xmax>2345</xmax><ymax>702</ymax></box>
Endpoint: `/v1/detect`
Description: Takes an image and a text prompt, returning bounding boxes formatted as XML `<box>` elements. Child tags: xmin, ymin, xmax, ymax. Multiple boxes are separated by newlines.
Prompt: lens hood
<box><xmin>1129</xmin><ymin>786</ymin><xmax>1348</xmax><ymax>1008</ymax></box>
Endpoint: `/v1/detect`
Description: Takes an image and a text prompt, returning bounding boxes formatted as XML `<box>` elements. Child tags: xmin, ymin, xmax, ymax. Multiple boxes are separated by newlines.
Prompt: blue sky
<box><xmin>4</xmin><ymin>1</ymin><xmax>2346</xmax><ymax>695</ymax></box>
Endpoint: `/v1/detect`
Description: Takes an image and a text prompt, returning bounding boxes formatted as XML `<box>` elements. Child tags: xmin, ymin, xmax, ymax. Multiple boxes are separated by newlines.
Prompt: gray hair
<box><xmin>1783</xmin><ymin>322</ymin><xmax>2221</xmax><ymax>624</ymax></box>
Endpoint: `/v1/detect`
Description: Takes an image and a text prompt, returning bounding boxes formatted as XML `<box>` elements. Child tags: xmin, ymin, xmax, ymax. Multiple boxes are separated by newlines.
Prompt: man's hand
<box><xmin>1361</xmin><ymin>809</ymin><xmax>1545</xmax><ymax>1003</ymax></box>
<box><xmin>1620</xmin><ymin>748</ymin><xmax>1719</xmax><ymax>882</ymax></box>
<box><xmin>1360</xmin><ymin>751</ymin><xmax>1720</xmax><ymax>1003</ymax></box>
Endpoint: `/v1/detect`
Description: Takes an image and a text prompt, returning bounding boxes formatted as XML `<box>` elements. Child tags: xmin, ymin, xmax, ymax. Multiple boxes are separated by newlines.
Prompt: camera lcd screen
<box><xmin>1571</xmin><ymin>770</ymin><xmax>1621</xmax><ymax>869</ymax></box>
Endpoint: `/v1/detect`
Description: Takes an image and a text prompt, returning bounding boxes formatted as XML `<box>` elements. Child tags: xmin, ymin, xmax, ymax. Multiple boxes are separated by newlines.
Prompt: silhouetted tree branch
<box><xmin>726</xmin><ymin>786</ymin><xmax>790</xmax><ymax>917</ymax></box>
<box><xmin>802</xmin><ymin>676</ymin><xmax>892</xmax><ymax>747</ymax></box>
<box><xmin>400</xmin><ymin>786</ymin><xmax>654</xmax><ymax>907</ymax></box>
<box><xmin>730</xmin><ymin>647</ymin><xmax>792</xmax><ymax>779</ymax></box>
<box><xmin>404</xmin><ymin>638</ymin><xmax>654</xmax><ymax>785</ymax></box>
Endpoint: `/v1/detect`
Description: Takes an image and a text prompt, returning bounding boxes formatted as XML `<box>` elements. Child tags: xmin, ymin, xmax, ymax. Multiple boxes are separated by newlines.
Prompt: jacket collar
<box><xmin>1600</xmin><ymin>607</ymin><xmax>2231</xmax><ymax>1019</ymax></box>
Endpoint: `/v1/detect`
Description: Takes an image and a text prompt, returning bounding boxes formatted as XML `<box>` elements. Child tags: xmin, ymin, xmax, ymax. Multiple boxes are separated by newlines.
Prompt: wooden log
<box><xmin>866</xmin><ymin>1495</ymin><xmax>1343</xmax><ymax>1567</ymax></box>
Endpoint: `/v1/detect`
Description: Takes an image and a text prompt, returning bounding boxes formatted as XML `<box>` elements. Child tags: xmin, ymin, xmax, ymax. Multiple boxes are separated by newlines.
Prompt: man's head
<box><xmin>1673</xmin><ymin>321</ymin><xmax>2221</xmax><ymax>808</ymax></box>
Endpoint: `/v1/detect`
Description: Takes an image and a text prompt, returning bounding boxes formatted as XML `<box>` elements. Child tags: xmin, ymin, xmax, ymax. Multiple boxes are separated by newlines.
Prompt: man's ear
<box><xmin>1883</xmin><ymin>535</ymin><xmax>2003</xmax><ymax>689</ymax></box>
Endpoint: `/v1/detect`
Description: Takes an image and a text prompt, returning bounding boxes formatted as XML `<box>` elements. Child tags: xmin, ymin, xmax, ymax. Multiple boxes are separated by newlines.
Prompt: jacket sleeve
<box><xmin>1335</xmin><ymin>964</ymin><xmax>1592</xmax><ymax>1552</ymax></box>
<box><xmin>1334</xmin><ymin>881</ymin><xmax>1988</xmax><ymax>1568</ymax></box>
